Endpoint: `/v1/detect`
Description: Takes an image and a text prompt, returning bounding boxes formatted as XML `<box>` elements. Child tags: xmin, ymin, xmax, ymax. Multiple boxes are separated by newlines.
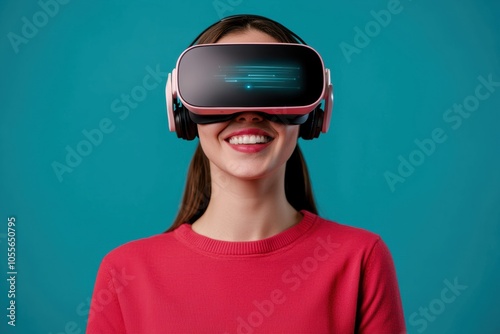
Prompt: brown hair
<box><xmin>167</xmin><ymin>15</ymin><xmax>318</xmax><ymax>232</ymax></box>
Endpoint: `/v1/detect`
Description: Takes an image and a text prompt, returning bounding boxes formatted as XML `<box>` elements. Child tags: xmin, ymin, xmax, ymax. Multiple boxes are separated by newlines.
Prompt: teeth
<box><xmin>228</xmin><ymin>135</ymin><xmax>271</xmax><ymax>145</ymax></box>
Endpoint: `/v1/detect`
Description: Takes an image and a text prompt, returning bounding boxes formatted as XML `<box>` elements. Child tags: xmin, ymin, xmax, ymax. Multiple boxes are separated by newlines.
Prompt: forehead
<box><xmin>217</xmin><ymin>29</ymin><xmax>280</xmax><ymax>44</ymax></box>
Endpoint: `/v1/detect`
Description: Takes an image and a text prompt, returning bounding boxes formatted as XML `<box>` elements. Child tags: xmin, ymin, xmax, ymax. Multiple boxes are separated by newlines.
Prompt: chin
<box><xmin>224</xmin><ymin>162</ymin><xmax>284</xmax><ymax>181</ymax></box>
<box><xmin>226</xmin><ymin>167</ymin><xmax>267</xmax><ymax>180</ymax></box>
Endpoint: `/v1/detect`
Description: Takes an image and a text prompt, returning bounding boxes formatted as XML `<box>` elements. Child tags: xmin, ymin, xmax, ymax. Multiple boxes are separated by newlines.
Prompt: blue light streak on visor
<box><xmin>215</xmin><ymin>65</ymin><xmax>302</xmax><ymax>90</ymax></box>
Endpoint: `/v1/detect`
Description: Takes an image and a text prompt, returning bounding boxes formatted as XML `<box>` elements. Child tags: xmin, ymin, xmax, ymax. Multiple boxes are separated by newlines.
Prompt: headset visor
<box><xmin>175</xmin><ymin>43</ymin><xmax>326</xmax><ymax>115</ymax></box>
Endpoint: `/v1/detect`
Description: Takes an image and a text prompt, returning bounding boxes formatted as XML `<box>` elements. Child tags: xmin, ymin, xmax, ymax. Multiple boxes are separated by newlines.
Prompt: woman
<box><xmin>87</xmin><ymin>15</ymin><xmax>406</xmax><ymax>334</ymax></box>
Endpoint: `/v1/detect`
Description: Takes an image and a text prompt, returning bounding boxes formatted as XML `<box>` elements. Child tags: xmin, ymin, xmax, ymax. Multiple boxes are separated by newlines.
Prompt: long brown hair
<box><xmin>167</xmin><ymin>15</ymin><xmax>318</xmax><ymax>232</ymax></box>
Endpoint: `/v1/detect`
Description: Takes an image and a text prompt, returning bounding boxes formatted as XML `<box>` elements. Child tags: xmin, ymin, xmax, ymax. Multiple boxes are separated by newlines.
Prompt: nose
<box><xmin>234</xmin><ymin>112</ymin><xmax>264</xmax><ymax>123</ymax></box>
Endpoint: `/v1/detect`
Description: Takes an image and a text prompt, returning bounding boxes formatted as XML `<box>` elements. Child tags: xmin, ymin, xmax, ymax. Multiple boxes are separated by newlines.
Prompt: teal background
<box><xmin>0</xmin><ymin>0</ymin><xmax>499</xmax><ymax>333</ymax></box>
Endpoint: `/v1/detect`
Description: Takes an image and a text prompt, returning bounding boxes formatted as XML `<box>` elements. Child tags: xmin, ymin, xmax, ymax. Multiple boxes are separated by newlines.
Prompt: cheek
<box><xmin>281</xmin><ymin>125</ymin><xmax>300</xmax><ymax>151</ymax></box>
<box><xmin>286</xmin><ymin>125</ymin><xmax>300</xmax><ymax>141</ymax></box>
<box><xmin>197</xmin><ymin>124</ymin><xmax>224</xmax><ymax>141</ymax></box>
<box><xmin>197</xmin><ymin>123</ymin><xmax>225</xmax><ymax>156</ymax></box>
<box><xmin>272</xmin><ymin>125</ymin><xmax>300</xmax><ymax>164</ymax></box>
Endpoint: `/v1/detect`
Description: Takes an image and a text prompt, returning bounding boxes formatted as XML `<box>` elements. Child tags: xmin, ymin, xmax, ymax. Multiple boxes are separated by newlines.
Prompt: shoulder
<box><xmin>303</xmin><ymin>211</ymin><xmax>391</xmax><ymax>265</ymax></box>
<box><xmin>100</xmin><ymin>231</ymin><xmax>180</xmax><ymax>267</ymax></box>
<box><xmin>307</xmin><ymin>211</ymin><xmax>381</xmax><ymax>247</ymax></box>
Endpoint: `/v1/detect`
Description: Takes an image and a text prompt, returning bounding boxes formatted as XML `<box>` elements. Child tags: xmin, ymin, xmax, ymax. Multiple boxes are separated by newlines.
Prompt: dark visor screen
<box><xmin>177</xmin><ymin>44</ymin><xmax>324</xmax><ymax>108</ymax></box>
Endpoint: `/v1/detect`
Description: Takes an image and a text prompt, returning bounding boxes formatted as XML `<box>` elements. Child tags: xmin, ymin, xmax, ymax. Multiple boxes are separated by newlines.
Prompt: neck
<box><xmin>191</xmin><ymin>163</ymin><xmax>302</xmax><ymax>241</ymax></box>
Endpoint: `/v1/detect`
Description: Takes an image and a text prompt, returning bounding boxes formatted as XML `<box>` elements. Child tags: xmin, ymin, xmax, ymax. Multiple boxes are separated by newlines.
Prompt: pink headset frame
<box><xmin>166</xmin><ymin>43</ymin><xmax>334</xmax><ymax>133</ymax></box>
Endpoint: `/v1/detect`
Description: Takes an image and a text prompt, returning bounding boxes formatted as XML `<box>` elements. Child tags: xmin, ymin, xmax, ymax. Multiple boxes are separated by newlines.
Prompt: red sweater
<box><xmin>87</xmin><ymin>211</ymin><xmax>406</xmax><ymax>333</ymax></box>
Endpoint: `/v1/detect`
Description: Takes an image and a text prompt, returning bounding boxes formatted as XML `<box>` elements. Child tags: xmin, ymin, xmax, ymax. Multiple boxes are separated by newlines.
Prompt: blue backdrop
<box><xmin>1</xmin><ymin>0</ymin><xmax>499</xmax><ymax>333</ymax></box>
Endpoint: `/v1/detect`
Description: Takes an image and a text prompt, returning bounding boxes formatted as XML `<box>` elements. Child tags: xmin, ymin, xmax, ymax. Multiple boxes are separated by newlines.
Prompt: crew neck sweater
<box><xmin>87</xmin><ymin>211</ymin><xmax>406</xmax><ymax>334</ymax></box>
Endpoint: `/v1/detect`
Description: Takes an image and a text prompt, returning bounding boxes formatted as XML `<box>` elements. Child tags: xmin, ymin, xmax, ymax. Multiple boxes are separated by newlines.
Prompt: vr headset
<box><xmin>166</xmin><ymin>16</ymin><xmax>334</xmax><ymax>140</ymax></box>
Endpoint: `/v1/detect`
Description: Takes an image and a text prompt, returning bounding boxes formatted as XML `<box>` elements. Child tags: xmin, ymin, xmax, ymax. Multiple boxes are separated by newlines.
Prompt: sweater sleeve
<box><xmin>356</xmin><ymin>238</ymin><xmax>407</xmax><ymax>334</ymax></box>
<box><xmin>86</xmin><ymin>256</ymin><xmax>126</xmax><ymax>334</ymax></box>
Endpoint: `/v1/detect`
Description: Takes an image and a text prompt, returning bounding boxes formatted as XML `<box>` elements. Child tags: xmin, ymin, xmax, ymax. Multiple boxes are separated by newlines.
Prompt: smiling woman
<box><xmin>86</xmin><ymin>14</ymin><xmax>406</xmax><ymax>334</ymax></box>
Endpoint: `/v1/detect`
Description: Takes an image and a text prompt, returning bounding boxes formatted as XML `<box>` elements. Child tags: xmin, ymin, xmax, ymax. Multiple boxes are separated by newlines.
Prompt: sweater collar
<box><xmin>173</xmin><ymin>210</ymin><xmax>317</xmax><ymax>256</ymax></box>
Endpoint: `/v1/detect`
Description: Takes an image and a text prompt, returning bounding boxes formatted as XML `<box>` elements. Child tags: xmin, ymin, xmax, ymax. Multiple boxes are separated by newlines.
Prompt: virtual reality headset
<box><xmin>166</xmin><ymin>43</ymin><xmax>333</xmax><ymax>138</ymax></box>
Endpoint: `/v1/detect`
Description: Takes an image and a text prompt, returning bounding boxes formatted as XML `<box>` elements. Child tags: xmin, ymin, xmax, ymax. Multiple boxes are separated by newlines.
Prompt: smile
<box><xmin>228</xmin><ymin>135</ymin><xmax>273</xmax><ymax>145</ymax></box>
